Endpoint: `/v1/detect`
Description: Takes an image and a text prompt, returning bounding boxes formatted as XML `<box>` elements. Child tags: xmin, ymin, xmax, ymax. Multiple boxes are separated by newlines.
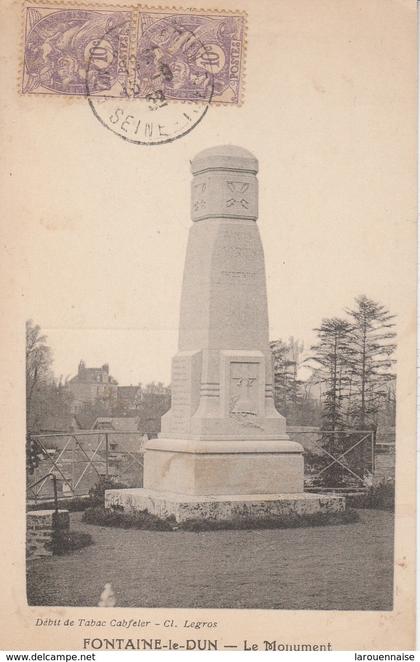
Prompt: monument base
<box><xmin>105</xmin><ymin>488</ymin><xmax>345</xmax><ymax>523</ymax></box>
<box><xmin>142</xmin><ymin>437</ymin><xmax>305</xmax><ymax>496</ymax></box>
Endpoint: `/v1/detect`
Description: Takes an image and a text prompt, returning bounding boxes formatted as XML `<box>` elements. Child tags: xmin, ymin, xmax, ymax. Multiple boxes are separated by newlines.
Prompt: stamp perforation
<box><xmin>19</xmin><ymin>1</ymin><xmax>247</xmax><ymax>106</ymax></box>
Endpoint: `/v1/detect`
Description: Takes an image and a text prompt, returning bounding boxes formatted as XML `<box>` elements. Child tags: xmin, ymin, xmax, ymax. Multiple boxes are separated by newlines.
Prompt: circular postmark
<box><xmin>86</xmin><ymin>15</ymin><xmax>215</xmax><ymax>145</ymax></box>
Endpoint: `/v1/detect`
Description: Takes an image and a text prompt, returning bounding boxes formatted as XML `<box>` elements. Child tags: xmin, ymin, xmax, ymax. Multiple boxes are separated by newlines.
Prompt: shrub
<box><xmin>369</xmin><ymin>479</ymin><xmax>395</xmax><ymax>511</ymax></box>
<box><xmin>344</xmin><ymin>479</ymin><xmax>395</xmax><ymax>511</ymax></box>
<box><xmin>81</xmin><ymin>505</ymin><xmax>358</xmax><ymax>532</ymax></box>
<box><xmin>82</xmin><ymin>506</ymin><xmax>173</xmax><ymax>531</ymax></box>
<box><xmin>178</xmin><ymin>509</ymin><xmax>359</xmax><ymax>532</ymax></box>
<box><xmin>52</xmin><ymin>530</ymin><xmax>93</xmax><ymax>555</ymax></box>
<box><xmin>88</xmin><ymin>477</ymin><xmax>128</xmax><ymax>508</ymax></box>
<box><xmin>304</xmin><ymin>450</ymin><xmax>326</xmax><ymax>475</ymax></box>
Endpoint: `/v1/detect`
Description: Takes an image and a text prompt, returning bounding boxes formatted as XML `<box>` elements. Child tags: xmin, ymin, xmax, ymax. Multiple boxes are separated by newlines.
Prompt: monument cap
<box><xmin>191</xmin><ymin>145</ymin><xmax>258</xmax><ymax>176</ymax></box>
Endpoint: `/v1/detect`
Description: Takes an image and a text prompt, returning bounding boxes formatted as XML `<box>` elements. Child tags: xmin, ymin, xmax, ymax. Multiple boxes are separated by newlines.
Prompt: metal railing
<box><xmin>27</xmin><ymin>428</ymin><xmax>392</xmax><ymax>499</ymax></box>
<box><xmin>288</xmin><ymin>429</ymin><xmax>378</xmax><ymax>490</ymax></box>
<box><xmin>27</xmin><ymin>472</ymin><xmax>59</xmax><ymax>516</ymax></box>
<box><xmin>27</xmin><ymin>431</ymin><xmax>145</xmax><ymax>501</ymax></box>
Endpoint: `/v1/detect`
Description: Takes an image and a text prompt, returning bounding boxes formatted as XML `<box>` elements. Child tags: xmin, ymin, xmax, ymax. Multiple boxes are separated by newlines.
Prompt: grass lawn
<box><xmin>27</xmin><ymin>509</ymin><xmax>393</xmax><ymax>610</ymax></box>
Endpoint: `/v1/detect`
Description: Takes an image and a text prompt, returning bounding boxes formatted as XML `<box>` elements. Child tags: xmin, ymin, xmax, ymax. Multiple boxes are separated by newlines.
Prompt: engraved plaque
<box><xmin>170</xmin><ymin>356</ymin><xmax>190</xmax><ymax>433</ymax></box>
<box><xmin>162</xmin><ymin>350</ymin><xmax>202</xmax><ymax>435</ymax></box>
<box><xmin>230</xmin><ymin>362</ymin><xmax>259</xmax><ymax>420</ymax></box>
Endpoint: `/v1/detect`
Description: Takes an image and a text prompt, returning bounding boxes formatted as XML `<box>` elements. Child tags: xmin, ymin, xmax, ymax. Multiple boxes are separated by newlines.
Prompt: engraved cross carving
<box><xmin>226</xmin><ymin>181</ymin><xmax>249</xmax><ymax>209</ymax></box>
<box><xmin>233</xmin><ymin>376</ymin><xmax>256</xmax><ymax>400</ymax></box>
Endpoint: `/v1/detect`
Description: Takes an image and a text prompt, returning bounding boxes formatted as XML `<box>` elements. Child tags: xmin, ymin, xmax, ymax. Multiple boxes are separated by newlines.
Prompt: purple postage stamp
<box><xmin>21</xmin><ymin>4</ymin><xmax>247</xmax><ymax>105</ymax></box>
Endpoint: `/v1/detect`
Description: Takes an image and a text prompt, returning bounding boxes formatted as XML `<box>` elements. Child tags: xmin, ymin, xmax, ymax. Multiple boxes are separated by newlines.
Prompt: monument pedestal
<box><xmin>106</xmin><ymin>146</ymin><xmax>346</xmax><ymax>523</ymax></box>
<box><xmin>105</xmin><ymin>489</ymin><xmax>345</xmax><ymax>523</ymax></box>
<box><xmin>106</xmin><ymin>436</ymin><xmax>345</xmax><ymax>522</ymax></box>
<box><xmin>141</xmin><ymin>438</ymin><xmax>304</xmax><ymax>495</ymax></box>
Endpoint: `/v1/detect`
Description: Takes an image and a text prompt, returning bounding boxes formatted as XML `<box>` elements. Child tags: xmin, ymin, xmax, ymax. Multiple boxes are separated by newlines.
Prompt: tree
<box><xmin>270</xmin><ymin>337</ymin><xmax>305</xmax><ymax>422</ymax></box>
<box><xmin>307</xmin><ymin>318</ymin><xmax>355</xmax><ymax>485</ymax></box>
<box><xmin>142</xmin><ymin>381</ymin><xmax>169</xmax><ymax>395</ymax></box>
<box><xmin>306</xmin><ymin>296</ymin><xmax>397</xmax><ymax>486</ymax></box>
<box><xmin>308</xmin><ymin>318</ymin><xmax>354</xmax><ymax>432</ymax></box>
<box><xmin>270</xmin><ymin>339</ymin><xmax>295</xmax><ymax>417</ymax></box>
<box><xmin>270</xmin><ymin>337</ymin><xmax>319</xmax><ymax>424</ymax></box>
<box><xmin>378</xmin><ymin>378</ymin><xmax>396</xmax><ymax>428</ymax></box>
<box><xmin>26</xmin><ymin>320</ymin><xmax>53</xmax><ymax>432</ymax></box>
<box><xmin>298</xmin><ymin>374</ymin><xmax>322</xmax><ymax>426</ymax></box>
<box><xmin>138</xmin><ymin>382</ymin><xmax>171</xmax><ymax>433</ymax></box>
<box><xmin>346</xmin><ymin>295</ymin><xmax>396</xmax><ymax>430</ymax></box>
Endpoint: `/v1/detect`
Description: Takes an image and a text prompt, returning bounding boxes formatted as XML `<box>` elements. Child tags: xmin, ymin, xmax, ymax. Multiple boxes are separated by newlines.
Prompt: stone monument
<box><xmin>106</xmin><ymin>145</ymin><xmax>344</xmax><ymax>521</ymax></box>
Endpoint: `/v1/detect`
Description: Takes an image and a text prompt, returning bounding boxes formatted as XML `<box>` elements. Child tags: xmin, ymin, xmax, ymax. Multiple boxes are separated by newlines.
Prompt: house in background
<box><xmin>67</xmin><ymin>361</ymin><xmax>119</xmax><ymax>413</ymax></box>
<box><xmin>61</xmin><ymin>361</ymin><xmax>170</xmax><ymax>442</ymax></box>
<box><xmin>91</xmin><ymin>416</ymin><xmax>146</xmax><ymax>453</ymax></box>
<box><xmin>38</xmin><ymin>414</ymin><xmax>82</xmax><ymax>435</ymax></box>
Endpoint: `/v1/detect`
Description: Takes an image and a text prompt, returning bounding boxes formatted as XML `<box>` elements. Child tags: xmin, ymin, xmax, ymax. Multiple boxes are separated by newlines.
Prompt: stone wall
<box><xmin>26</xmin><ymin>510</ymin><xmax>70</xmax><ymax>561</ymax></box>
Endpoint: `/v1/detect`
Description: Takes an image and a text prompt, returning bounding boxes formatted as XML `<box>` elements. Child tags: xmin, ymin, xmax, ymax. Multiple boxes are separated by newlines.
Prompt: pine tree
<box><xmin>346</xmin><ymin>295</ymin><xmax>396</xmax><ymax>429</ymax></box>
<box><xmin>308</xmin><ymin>318</ymin><xmax>355</xmax><ymax>485</ymax></box>
<box><xmin>309</xmin><ymin>318</ymin><xmax>355</xmax><ymax>432</ymax></box>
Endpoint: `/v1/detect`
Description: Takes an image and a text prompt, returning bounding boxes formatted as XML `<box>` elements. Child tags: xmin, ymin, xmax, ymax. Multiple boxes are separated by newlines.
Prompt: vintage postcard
<box><xmin>0</xmin><ymin>0</ymin><xmax>416</xmax><ymax>652</ymax></box>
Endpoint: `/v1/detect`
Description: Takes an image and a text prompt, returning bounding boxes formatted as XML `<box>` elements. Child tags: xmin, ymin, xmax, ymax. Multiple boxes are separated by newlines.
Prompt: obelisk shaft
<box><xmin>178</xmin><ymin>218</ymin><xmax>269</xmax><ymax>350</ymax></box>
<box><xmin>160</xmin><ymin>146</ymin><xmax>285</xmax><ymax>441</ymax></box>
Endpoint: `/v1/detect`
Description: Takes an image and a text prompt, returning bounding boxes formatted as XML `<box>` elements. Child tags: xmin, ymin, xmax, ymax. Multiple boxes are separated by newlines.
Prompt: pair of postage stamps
<box><xmin>22</xmin><ymin>4</ymin><xmax>247</xmax><ymax>106</ymax></box>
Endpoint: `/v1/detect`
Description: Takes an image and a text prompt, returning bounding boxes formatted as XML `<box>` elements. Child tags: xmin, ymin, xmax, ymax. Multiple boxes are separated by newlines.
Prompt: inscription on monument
<box><xmin>170</xmin><ymin>356</ymin><xmax>190</xmax><ymax>433</ymax></box>
<box><xmin>217</xmin><ymin>231</ymin><xmax>259</xmax><ymax>284</ymax></box>
<box><xmin>221</xmin><ymin>270</ymin><xmax>256</xmax><ymax>280</ymax></box>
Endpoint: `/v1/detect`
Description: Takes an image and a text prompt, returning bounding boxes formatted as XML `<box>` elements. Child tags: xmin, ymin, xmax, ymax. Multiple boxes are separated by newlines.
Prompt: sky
<box><xmin>12</xmin><ymin>0</ymin><xmax>414</xmax><ymax>388</ymax></box>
